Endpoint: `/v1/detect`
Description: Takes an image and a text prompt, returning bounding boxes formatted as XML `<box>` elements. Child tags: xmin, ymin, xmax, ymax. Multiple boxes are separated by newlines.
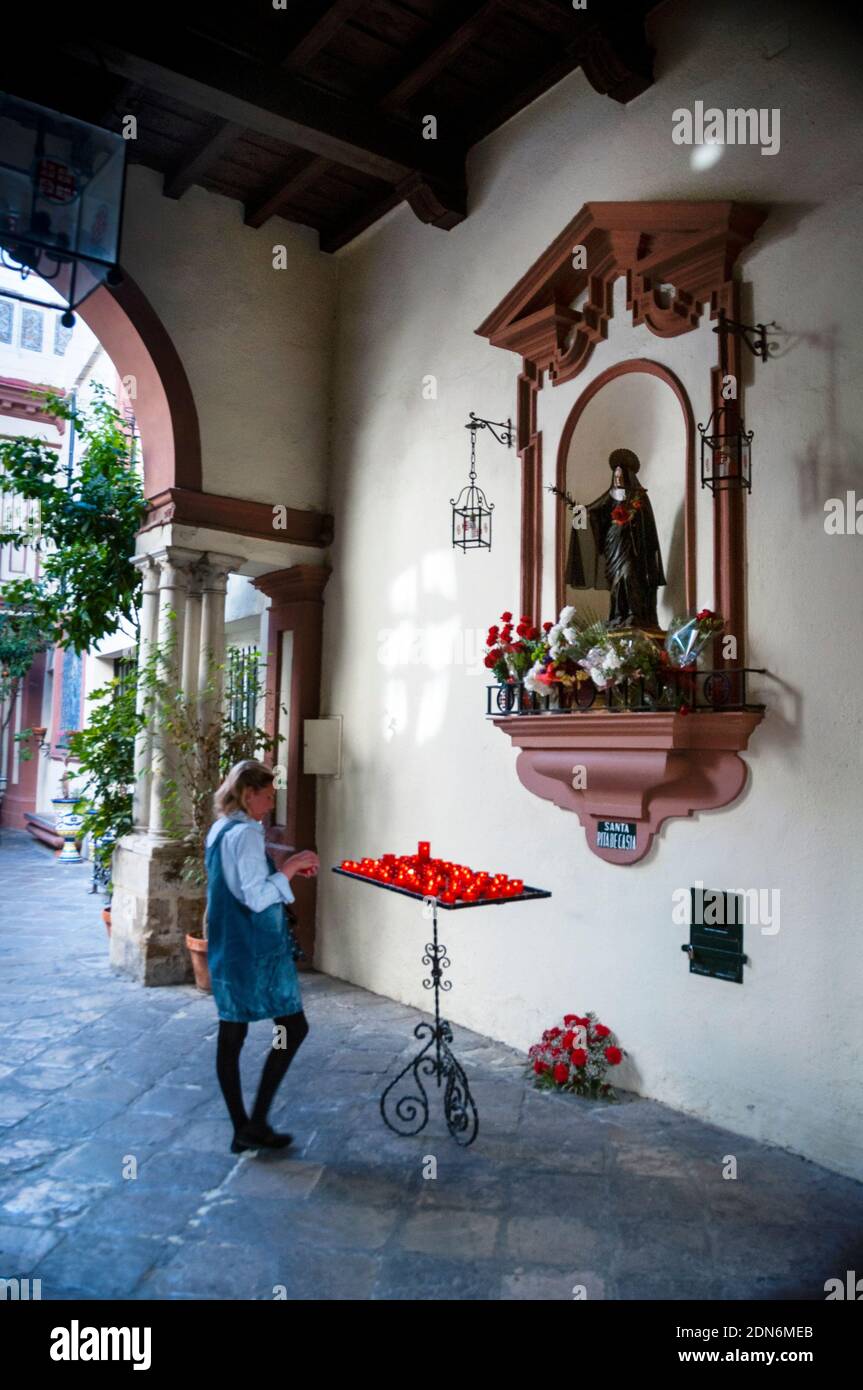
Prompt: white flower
<box><xmin>602</xmin><ymin>649</ymin><xmax>621</xmax><ymax>672</ymax></box>
<box><xmin>557</xmin><ymin>605</ymin><xmax>577</xmax><ymax>626</ymax></box>
<box><xmin>589</xmin><ymin>667</ymin><xmax>608</xmax><ymax>689</ymax></box>
<box><xmin>523</xmin><ymin>662</ymin><xmax>545</xmax><ymax>693</ymax></box>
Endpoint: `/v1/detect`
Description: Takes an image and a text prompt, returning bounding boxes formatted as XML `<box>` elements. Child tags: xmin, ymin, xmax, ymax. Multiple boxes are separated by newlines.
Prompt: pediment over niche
<box><xmin>475</xmin><ymin>201</ymin><xmax>768</xmax><ymax>382</ymax></box>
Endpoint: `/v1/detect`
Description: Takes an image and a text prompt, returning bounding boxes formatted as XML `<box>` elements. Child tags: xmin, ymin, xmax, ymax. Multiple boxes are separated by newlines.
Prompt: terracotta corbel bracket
<box><xmin>494</xmin><ymin>710</ymin><xmax>763</xmax><ymax>864</ymax></box>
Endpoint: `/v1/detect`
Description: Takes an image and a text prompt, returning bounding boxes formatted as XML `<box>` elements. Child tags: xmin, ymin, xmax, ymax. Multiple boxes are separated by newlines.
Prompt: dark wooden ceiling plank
<box><xmin>245</xmin><ymin>156</ymin><xmax>334</xmax><ymax>229</ymax></box>
<box><xmin>62</xmin><ymin>31</ymin><xmax>463</xmax><ymax>183</ymax></box>
<box><xmin>340</xmin><ymin>0</ymin><xmax>431</xmax><ymax>49</ymax></box>
<box><xmin>466</xmin><ymin>46</ymin><xmax>585</xmax><ymax>144</ymax></box>
<box><xmin>163</xmin><ymin>118</ymin><xmax>244</xmax><ymax>199</ymax></box>
<box><xmin>282</xmin><ymin>0</ymin><xmax>370</xmax><ymax>70</ymax></box>
<box><xmin>502</xmin><ymin>0</ymin><xmax>580</xmax><ymax>39</ymax></box>
<box><xmin>320</xmin><ymin>187</ymin><xmax>406</xmax><ymax>253</ymax></box>
<box><xmin>379</xmin><ymin>0</ymin><xmax>502</xmax><ymax>111</ymax></box>
<box><xmin>322</xmin><ymin>165</ymin><xmax>466</xmax><ymax>252</ymax></box>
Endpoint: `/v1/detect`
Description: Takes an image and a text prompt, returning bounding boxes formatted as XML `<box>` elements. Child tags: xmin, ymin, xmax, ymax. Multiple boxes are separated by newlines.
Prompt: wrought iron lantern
<box><xmin>0</xmin><ymin>94</ymin><xmax>127</xmax><ymax>327</ymax></box>
<box><xmin>451</xmin><ymin>411</ymin><xmax>512</xmax><ymax>552</ymax></box>
<box><xmin>698</xmin><ymin>405</ymin><xmax>753</xmax><ymax>493</ymax></box>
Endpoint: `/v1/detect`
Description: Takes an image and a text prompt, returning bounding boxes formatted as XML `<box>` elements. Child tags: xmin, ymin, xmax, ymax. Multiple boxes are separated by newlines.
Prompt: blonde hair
<box><xmin>214</xmin><ymin>759</ymin><xmax>275</xmax><ymax>817</ymax></box>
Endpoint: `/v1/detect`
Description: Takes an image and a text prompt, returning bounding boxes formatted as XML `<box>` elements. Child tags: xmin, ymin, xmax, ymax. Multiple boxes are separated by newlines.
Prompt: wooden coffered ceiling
<box><xmin>1</xmin><ymin>1</ymin><xmax>658</xmax><ymax>254</ymax></box>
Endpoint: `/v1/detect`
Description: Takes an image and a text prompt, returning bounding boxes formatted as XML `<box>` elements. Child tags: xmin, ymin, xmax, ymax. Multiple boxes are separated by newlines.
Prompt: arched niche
<box><xmin>554</xmin><ymin>359</ymin><xmax>696</xmax><ymax>622</ymax></box>
<box><xmin>77</xmin><ymin>270</ymin><xmax>201</xmax><ymax>498</ymax></box>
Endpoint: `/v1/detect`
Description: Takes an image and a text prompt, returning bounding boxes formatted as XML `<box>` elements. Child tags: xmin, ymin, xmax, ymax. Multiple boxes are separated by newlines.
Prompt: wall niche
<box><xmin>475</xmin><ymin>201</ymin><xmax>766</xmax><ymax>864</ymax></box>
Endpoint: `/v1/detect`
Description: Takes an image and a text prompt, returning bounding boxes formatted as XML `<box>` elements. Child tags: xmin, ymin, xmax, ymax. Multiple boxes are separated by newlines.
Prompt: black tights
<box><xmin>216</xmin><ymin>1012</ymin><xmax>309</xmax><ymax>1132</ymax></box>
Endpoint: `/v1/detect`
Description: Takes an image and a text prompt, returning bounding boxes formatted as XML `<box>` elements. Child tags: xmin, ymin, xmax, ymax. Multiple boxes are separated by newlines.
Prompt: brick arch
<box><xmin>78</xmin><ymin>271</ymin><xmax>201</xmax><ymax>497</ymax></box>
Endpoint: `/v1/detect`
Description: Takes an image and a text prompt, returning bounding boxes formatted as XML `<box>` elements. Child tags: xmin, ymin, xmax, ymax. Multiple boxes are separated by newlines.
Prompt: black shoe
<box><xmin>231</xmin><ymin>1121</ymin><xmax>293</xmax><ymax>1153</ymax></box>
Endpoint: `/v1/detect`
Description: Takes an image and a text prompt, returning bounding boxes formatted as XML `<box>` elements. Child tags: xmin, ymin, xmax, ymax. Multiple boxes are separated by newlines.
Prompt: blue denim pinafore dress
<box><xmin>205</xmin><ymin>820</ymin><xmax>303</xmax><ymax>1022</ymax></box>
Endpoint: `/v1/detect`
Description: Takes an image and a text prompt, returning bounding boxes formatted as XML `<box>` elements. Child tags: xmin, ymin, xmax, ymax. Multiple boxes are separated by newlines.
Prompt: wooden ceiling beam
<box><xmin>61</xmin><ymin>30</ymin><xmax>465</xmax><ymax>184</ymax></box>
<box><xmin>281</xmin><ymin>0</ymin><xmax>369</xmax><ymax>72</ymax></box>
<box><xmin>244</xmin><ymin>155</ymin><xmax>334</xmax><ymax>229</ymax></box>
<box><xmin>379</xmin><ymin>0</ymin><xmax>502</xmax><ymax>112</ymax></box>
<box><xmin>321</xmin><ymin>168</ymin><xmax>467</xmax><ymax>254</ymax></box>
<box><xmin>163</xmin><ymin>117</ymin><xmax>244</xmax><ymax>199</ymax></box>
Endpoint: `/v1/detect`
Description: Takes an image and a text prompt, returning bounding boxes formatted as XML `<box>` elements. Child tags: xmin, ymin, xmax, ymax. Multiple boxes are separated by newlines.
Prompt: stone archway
<box><xmin>77</xmin><ymin>270</ymin><xmax>201</xmax><ymax>497</ymax></box>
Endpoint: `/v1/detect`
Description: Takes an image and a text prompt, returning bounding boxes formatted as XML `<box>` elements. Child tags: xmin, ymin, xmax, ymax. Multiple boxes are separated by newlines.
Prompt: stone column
<box><xmin>181</xmin><ymin>563</ymin><xmax>204</xmax><ymax>701</ymax></box>
<box><xmin>110</xmin><ymin>544</ymin><xmax>245</xmax><ymax>987</ymax></box>
<box><xmin>198</xmin><ymin>553</ymin><xmax>244</xmax><ymax>784</ymax></box>
<box><xmin>147</xmin><ymin>547</ymin><xmax>198</xmax><ymax>841</ymax></box>
<box><xmin>131</xmin><ymin>556</ymin><xmax>159</xmax><ymax>833</ymax></box>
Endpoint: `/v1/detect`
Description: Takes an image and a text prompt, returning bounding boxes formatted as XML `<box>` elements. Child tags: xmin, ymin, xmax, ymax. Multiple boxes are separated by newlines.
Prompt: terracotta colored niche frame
<box><xmin>475</xmin><ymin>201</ymin><xmax>768</xmax><ymax>864</ymax></box>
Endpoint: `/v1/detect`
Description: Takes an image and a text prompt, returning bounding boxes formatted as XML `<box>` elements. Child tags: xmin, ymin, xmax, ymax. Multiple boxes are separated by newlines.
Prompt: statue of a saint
<box><xmin>566</xmin><ymin>448</ymin><xmax>666</xmax><ymax>631</ymax></box>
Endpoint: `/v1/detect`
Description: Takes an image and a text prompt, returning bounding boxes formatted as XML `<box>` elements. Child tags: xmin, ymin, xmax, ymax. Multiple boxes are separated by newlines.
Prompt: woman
<box><xmin>205</xmin><ymin>759</ymin><xmax>320</xmax><ymax>1153</ymax></box>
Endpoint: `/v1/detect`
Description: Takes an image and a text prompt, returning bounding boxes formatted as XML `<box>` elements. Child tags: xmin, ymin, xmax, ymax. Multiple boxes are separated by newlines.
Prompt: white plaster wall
<box><xmin>118</xmin><ymin>166</ymin><xmax>338</xmax><ymax>509</ymax></box>
<box><xmin>317</xmin><ymin>0</ymin><xmax>863</xmax><ymax>1181</ymax></box>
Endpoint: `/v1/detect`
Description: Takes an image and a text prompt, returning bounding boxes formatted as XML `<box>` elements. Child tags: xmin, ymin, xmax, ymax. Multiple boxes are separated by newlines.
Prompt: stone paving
<box><xmin>1</xmin><ymin>828</ymin><xmax>861</xmax><ymax>1301</ymax></box>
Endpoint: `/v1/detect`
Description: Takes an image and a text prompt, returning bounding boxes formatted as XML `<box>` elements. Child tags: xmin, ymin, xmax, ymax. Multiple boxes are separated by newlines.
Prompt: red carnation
<box><xmin>483</xmin><ymin>652</ymin><xmax>499</xmax><ymax>669</ymax></box>
<box><xmin>696</xmin><ymin>608</ymin><xmax>715</xmax><ymax>621</ymax></box>
<box><xmin>572</xmin><ymin>1015</ymin><xmax>590</xmax><ymax>1027</ymax></box>
<box><xmin>516</xmin><ymin>622</ymin><xmax>528</xmax><ymax>637</ymax></box>
<box><xmin>562</xmin><ymin>1030</ymin><xmax>574</xmax><ymax>1049</ymax></box>
<box><xmin>611</xmin><ymin>504</ymin><xmax>630</xmax><ymax>526</ymax></box>
<box><xmin>604</xmin><ymin>1045</ymin><xmax>622</xmax><ymax>1065</ymax></box>
<box><xmin>571</xmin><ymin>1048</ymin><xmax>587</xmax><ymax>1068</ymax></box>
<box><xmin>534</xmin><ymin>1059</ymin><xmax>549</xmax><ymax>1074</ymax></box>
<box><xmin>501</xmin><ymin>611</ymin><xmax>513</xmax><ymax>622</ymax></box>
<box><xmin>593</xmin><ymin>1024</ymin><xmax>610</xmax><ymax>1040</ymax></box>
<box><xmin>553</xmin><ymin>1062</ymin><xmax>569</xmax><ymax>1084</ymax></box>
<box><xmin>563</xmin><ymin>1014</ymin><xmax>579</xmax><ymax>1025</ymax></box>
<box><xmin>487</xmin><ymin>624</ymin><xmax>499</xmax><ymax>640</ymax></box>
<box><xmin>543</xmin><ymin>621</ymin><xmax>553</xmax><ymax>632</ymax></box>
<box><xmin>547</xmin><ymin>1027</ymin><xmax>562</xmax><ymax>1039</ymax></box>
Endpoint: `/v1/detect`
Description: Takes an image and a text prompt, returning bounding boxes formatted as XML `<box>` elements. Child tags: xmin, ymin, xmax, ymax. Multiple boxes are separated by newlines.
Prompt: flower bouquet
<box><xmin>527</xmin><ymin>1011</ymin><xmax>624</xmax><ymax>1099</ymax></box>
<box><xmin>523</xmin><ymin>605</ymin><xmax>607</xmax><ymax>708</ymax></box>
<box><xmin>578</xmin><ymin>631</ymin><xmax>661</xmax><ymax>696</ymax></box>
<box><xmin>665</xmin><ymin>608</ymin><xmax>724</xmax><ymax>668</ymax></box>
<box><xmin>659</xmin><ymin>608</ymin><xmax>725</xmax><ymax>712</ymax></box>
<box><xmin>484</xmin><ymin>610</ymin><xmax>551</xmax><ymax>683</ymax></box>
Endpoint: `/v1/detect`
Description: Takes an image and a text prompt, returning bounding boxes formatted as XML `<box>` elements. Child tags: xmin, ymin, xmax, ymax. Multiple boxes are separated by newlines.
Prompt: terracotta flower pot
<box><xmin>101</xmin><ymin>906</ymin><xmax>112</xmax><ymax>936</ymax></box>
<box><xmin>186</xmin><ymin>933</ymin><xmax>211</xmax><ymax>992</ymax></box>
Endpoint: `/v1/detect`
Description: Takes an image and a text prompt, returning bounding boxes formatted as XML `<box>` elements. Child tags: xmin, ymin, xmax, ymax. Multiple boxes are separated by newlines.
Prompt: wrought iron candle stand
<box><xmin>332</xmin><ymin>867</ymin><xmax>551</xmax><ymax>1146</ymax></box>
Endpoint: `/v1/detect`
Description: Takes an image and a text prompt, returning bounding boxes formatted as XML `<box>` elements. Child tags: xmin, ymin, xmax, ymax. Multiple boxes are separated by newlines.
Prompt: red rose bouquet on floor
<box><xmin>527</xmin><ymin>1011</ymin><xmax>624</xmax><ymax>1099</ymax></box>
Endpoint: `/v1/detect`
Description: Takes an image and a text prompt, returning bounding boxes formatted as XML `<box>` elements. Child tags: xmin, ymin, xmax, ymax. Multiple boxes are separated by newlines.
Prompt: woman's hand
<box><xmin>281</xmin><ymin>850</ymin><xmax>320</xmax><ymax>882</ymax></box>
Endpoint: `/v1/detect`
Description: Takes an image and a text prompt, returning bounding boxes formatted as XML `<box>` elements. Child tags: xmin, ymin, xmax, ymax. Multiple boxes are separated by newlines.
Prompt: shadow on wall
<box><xmin>786</xmin><ymin>326</ymin><xmax>863</xmax><ymax>521</ymax></box>
<box><xmin>750</xmin><ymin>672</ymin><xmax>802</xmax><ymax>757</ymax></box>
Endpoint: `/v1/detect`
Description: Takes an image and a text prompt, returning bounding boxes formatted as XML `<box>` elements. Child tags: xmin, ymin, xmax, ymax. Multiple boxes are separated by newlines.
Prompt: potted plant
<box><xmin>66</xmin><ymin>673</ymin><xmax>142</xmax><ymax>933</ymax></box>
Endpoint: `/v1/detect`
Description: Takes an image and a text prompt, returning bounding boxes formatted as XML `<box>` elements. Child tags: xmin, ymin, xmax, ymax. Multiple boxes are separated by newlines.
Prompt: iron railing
<box><xmin>486</xmin><ymin>668</ymin><xmax>766</xmax><ymax>717</ymax></box>
<box><xmin>225</xmin><ymin>645</ymin><xmax>262</xmax><ymax>728</ymax></box>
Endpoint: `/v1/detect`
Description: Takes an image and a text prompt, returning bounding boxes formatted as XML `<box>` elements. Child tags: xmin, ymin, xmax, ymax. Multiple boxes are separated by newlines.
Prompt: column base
<box><xmin>110</xmin><ymin>832</ymin><xmax>206</xmax><ymax>986</ymax></box>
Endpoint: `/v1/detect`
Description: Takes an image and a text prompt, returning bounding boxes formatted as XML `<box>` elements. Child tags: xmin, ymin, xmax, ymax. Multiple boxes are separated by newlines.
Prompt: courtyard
<box><xmin>1</xmin><ymin>831</ymin><xmax>860</xmax><ymax>1302</ymax></box>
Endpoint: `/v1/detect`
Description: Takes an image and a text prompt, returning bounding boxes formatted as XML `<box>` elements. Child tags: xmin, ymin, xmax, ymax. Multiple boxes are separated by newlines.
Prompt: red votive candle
<box><xmin>418</xmin><ymin>841</ymin><xmax>430</xmax><ymax>861</ymax></box>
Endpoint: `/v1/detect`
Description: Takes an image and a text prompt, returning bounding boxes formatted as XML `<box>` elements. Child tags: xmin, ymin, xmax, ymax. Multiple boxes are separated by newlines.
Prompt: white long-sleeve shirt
<box><xmin>206</xmin><ymin>811</ymin><xmax>295</xmax><ymax>913</ymax></box>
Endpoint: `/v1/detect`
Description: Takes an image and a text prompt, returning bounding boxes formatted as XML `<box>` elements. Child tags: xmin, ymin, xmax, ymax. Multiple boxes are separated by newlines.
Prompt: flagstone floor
<box><xmin>0</xmin><ymin>829</ymin><xmax>861</xmax><ymax>1301</ymax></box>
